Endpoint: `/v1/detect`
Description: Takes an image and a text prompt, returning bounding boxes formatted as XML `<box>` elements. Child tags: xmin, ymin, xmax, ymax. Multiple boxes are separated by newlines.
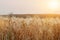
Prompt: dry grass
<box><xmin>0</xmin><ymin>16</ymin><xmax>60</xmax><ymax>40</ymax></box>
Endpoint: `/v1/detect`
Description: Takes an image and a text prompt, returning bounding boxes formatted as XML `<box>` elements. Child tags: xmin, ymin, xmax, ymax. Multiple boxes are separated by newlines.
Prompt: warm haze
<box><xmin>0</xmin><ymin>0</ymin><xmax>60</xmax><ymax>14</ymax></box>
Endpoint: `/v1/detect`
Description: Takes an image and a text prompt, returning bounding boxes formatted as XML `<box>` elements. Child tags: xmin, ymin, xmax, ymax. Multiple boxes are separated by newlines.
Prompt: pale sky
<box><xmin>0</xmin><ymin>0</ymin><xmax>60</xmax><ymax>14</ymax></box>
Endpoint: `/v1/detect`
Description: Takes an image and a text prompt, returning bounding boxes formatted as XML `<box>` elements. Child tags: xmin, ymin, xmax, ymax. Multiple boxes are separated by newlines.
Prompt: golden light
<box><xmin>48</xmin><ymin>0</ymin><xmax>58</xmax><ymax>10</ymax></box>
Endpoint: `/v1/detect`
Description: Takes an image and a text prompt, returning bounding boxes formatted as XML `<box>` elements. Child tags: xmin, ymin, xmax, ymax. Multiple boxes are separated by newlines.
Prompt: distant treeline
<box><xmin>0</xmin><ymin>14</ymin><xmax>60</xmax><ymax>18</ymax></box>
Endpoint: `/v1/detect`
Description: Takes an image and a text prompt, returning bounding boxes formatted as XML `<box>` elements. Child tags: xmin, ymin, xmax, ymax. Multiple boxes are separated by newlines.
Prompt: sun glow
<box><xmin>48</xmin><ymin>0</ymin><xmax>59</xmax><ymax>10</ymax></box>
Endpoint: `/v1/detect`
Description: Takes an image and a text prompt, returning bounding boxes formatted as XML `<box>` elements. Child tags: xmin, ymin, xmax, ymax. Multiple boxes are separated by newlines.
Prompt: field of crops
<box><xmin>0</xmin><ymin>16</ymin><xmax>60</xmax><ymax>40</ymax></box>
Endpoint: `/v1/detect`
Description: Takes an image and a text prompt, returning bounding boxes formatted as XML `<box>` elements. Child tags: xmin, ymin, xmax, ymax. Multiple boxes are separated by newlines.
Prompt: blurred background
<box><xmin>0</xmin><ymin>0</ymin><xmax>60</xmax><ymax>15</ymax></box>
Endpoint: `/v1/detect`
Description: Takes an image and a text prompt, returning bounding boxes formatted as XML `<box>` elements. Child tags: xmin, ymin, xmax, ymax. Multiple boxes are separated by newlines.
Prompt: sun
<box><xmin>48</xmin><ymin>1</ymin><xmax>58</xmax><ymax>10</ymax></box>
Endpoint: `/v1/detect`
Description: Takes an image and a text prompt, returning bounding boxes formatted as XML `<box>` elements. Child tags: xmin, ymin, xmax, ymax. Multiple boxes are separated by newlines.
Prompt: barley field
<box><xmin>0</xmin><ymin>15</ymin><xmax>60</xmax><ymax>40</ymax></box>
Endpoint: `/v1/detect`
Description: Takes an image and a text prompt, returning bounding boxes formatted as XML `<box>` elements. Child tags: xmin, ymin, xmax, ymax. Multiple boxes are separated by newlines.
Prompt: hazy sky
<box><xmin>0</xmin><ymin>0</ymin><xmax>60</xmax><ymax>14</ymax></box>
